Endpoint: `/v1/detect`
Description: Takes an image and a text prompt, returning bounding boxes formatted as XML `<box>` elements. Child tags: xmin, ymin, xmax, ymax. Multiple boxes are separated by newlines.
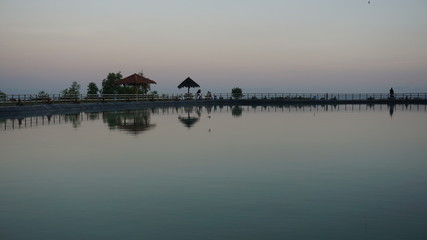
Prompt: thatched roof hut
<box><xmin>178</xmin><ymin>77</ymin><xmax>200</xmax><ymax>95</ymax></box>
<box><xmin>116</xmin><ymin>73</ymin><xmax>157</xmax><ymax>85</ymax></box>
<box><xmin>116</xmin><ymin>73</ymin><xmax>156</xmax><ymax>94</ymax></box>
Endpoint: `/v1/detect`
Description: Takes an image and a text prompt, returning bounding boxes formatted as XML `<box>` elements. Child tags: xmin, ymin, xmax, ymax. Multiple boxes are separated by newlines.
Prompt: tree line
<box><xmin>0</xmin><ymin>71</ymin><xmax>152</xmax><ymax>98</ymax></box>
<box><xmin>61</xmin><ymin>71</ymin><xmax>152</xmax><ymax>96</ymax></box>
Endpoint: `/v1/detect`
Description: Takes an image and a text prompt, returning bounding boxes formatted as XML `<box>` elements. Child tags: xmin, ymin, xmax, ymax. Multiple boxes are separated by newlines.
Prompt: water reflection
<box><xmin>1</xmin><ymin>104</ymin><xmax>426</xmax><ymax>132</ymax></box>
<box><xmin>178</xmin><ymin>106</ymin><xmax>201</xmax><ymax>128</ymax></box>
<box><xmin>103</xmin><ymin>109</ymin><xmax>156</xmax><ymax>135</ymax></box>
<box><xmin>64</xmin><ymin>113</ymin><xmax>82</xmax><ymax>128</ymax></box>
<box><xmin>2</xmin><ymin>103</ymin><xmax>427</xmax><ymax>240</ymax></box>
<box><xmin>388</xmin><ymin>104</ymin><xmax>395</xmax><ymax>117</ymax></box>
<box><xmin>231</xmin><ymin>105</ymin><xmax>243</xmax><ymax>117</ymax></box>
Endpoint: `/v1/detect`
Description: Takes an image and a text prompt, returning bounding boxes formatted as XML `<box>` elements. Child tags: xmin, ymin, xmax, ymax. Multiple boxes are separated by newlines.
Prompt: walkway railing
<box><xmin>1</xmin><ymin>92</ymin><xmax>427</xmax><ymax>104</ymax></box>
<box><xmin>216</xmin><ymin>92</ymin><xmax>427</xmax><ymax>101</ymax></box>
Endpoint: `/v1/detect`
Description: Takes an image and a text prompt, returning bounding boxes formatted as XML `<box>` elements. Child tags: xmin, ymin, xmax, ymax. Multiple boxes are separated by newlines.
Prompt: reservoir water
<box><xmin>1</xmin><ymin>104</ymin><xmax>427</xmax><ymax>239</ymax></box>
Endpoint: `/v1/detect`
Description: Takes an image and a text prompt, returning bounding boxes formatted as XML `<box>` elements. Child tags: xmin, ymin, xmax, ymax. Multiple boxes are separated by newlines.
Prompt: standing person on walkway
<box><xmin>389</xmin><ymin>88</ymin><xmax>395</xmax><ymax>99</ymax></box>
<box><xmin>196</xmin><ymin>89</ymin><xmax>202</xmax><ymax>100</ymax></box>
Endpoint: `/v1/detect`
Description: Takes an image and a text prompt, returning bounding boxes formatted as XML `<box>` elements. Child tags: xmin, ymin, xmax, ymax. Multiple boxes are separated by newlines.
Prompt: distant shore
<box><xmin>1</xmin><ymin>98</ymin><xmax>427</xmax><ymax>119</ymax></box>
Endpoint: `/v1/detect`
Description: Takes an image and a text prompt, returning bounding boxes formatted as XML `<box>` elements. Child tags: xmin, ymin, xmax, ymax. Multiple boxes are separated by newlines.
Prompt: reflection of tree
<box><xmin>178</xmin><ymin>106</ymin><xmax>200</xmax><ymax>129</ymax></box>
<box><xmin>231</xmin><ymin>106</ymin><xmax>243</xmax><ymax>117</ymax></box>
<box><xmin>64</xmin><ymin>113</ymin><xmax>81</xmax><ymax>128</ymax></box>
<box><xmin>87</xmin><ymin>112</ymin><xmax>100</xmax><ymax>121</ymax></box>
<box><xmin>103</xmin><ymin>109</ymin><xmax>155</xmax><ymax>135</ymax></box>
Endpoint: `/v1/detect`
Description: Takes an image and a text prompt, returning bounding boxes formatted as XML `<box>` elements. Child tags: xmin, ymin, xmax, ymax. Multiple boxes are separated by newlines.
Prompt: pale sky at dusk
<box><xmin>1</xmin><ymin>0</ymin><xmax>426</xmax><ymax>94</ymax></box>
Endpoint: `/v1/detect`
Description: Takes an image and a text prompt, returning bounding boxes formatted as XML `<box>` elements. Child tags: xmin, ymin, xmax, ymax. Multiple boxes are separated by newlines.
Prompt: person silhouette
<box><xmin>389</xmin><ymin>88</ymin><xmax>395</xmax><ymax>99</ymax></box>
<box><xmin>196</xmin><ymin>89</ymin><xmax>202</xmax><ymax>100</ymax></box>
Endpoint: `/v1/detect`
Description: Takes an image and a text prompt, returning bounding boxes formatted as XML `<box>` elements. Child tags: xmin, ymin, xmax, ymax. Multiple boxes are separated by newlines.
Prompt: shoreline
<box><xmin>1</xmin><ymin>98</ymin><xmax>427</xmax><ymax>119</ymax></box>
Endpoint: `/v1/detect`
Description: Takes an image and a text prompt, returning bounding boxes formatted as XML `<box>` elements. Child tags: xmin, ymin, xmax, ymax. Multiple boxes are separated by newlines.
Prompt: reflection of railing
<box><xmin>2</xmin><ymin>104</ymin><xmax>426</xmax><ymax>131</ymax></box>
<box><xmin>1</xmin><ymin>112</ymin><xmax>100</xmax><ymax>131</ymax></box>
<box><xmin>1</xmin><ymin>93</ymin><xmax>427</xmax><ymax>104</ymax></box>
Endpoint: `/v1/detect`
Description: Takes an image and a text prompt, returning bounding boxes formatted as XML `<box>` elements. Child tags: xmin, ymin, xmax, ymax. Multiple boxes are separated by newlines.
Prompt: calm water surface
<box><xmin>1</xmin><ymin>104</ymin><xmax>427</xmax><ymax>239</ymax></box>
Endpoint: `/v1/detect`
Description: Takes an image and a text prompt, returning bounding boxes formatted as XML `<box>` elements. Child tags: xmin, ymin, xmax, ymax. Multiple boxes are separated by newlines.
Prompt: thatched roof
<box><xmin>178</xmin><ymin>77</ymin><xmax>200</xmax><ymax>89</ymax></box>
<box><xmin>116</xmin><ymin>73</ymin><xmax>156</xmax><ymax>85</ymax></box>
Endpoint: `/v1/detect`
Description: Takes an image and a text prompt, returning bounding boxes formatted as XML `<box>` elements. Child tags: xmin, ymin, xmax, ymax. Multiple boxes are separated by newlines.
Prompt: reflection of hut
<box><xmin>178</xmin><ymin>106</ymin><xmax>200</xmax><ymax>128</ymax></box>
<box><xmin>179</xmin><ymin>115</ymin><xmax>199</xmax><ymax>128</ymax></box>
<box><xmin>103</xmin><ymin>109</ymin><xmax>156</xmax><ymax>135</ymax></box>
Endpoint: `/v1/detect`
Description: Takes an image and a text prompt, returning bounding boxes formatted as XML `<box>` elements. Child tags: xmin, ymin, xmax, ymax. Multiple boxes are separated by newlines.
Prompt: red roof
<box><xmin>116</xmin><ymin>73</ymin><xmax>157</xmax><ymax>85</ymax></box>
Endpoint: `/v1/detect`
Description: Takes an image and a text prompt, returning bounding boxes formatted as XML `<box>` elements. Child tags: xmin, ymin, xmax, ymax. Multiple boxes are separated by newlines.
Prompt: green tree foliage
<box><xmin>100</xmin><ymin>71</ymin><xmax>152</xmax><ymax>95</ymax></box>
<box><xmin>138</xmin><ymin>70</ymin><xmax>151</xmax><ymax>94</ymax></box>
<box><xmin>117</xmin><ymin>85</ymin><xmax>134</xmax><ymax>94</ymax></box>
<box><xmin>62</xmin><ymin>81</ymin><xmax>81</xmax><ymax>96</ymax></box>
<box><xmin>101</xmin><ymin>72</ymin><xmax>122</xmax><ymax>94</ymax></box>
<box><xmin>87</xmin><ymin>82</ymin><xmax>99</xmax><ymax>95</ymax></box>
<box><xmin>231</xmin><ymin>87</ymin><xmax>243</xmax><ymax>99</ymax></box>
<box><xmin>37</xmin><ymin>91</ymin><xmax>49</xmax><ymax>99</ymax></box>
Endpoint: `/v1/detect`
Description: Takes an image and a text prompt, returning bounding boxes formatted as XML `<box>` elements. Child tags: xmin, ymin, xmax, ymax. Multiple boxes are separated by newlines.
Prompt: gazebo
<box><xmin>116</xmin><ymin>73</ymin><xmax>157</xmax><ymax>94</ymax></box>
<box><xmin>178</xmin><ymin>77</ymin><xmax>200</xmax><ymax>97</ymax></box>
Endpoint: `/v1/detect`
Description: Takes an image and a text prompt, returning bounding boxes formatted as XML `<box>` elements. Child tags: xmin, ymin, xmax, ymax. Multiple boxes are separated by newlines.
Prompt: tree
<box><xmin>138</xmin><ymin>70</ymin><xmax>151</xmax><ymax>94</ymax></box>
<box><xmin>231</xmin><ymin>87</ymin><xmax>243</xmax><ymax>99</ymax></box>
<box><xmin>37</xmin><ymin>91</ymin><xmax>49</xmax><ymax>99</ymax></box>
<box><xmin>117</xmin><ymin>85</ymin><xmax>133</xmax><ymax>94</ymax></box>
<box><xmin>87</xmin><ymin>82</ymin><xmax>99</xmax><ymax>95</ymax></box>
<box><xmin>101</xmin><ymin>72</ymin><xmax>122</xmax><ymax>94</ymax></box>
<box><xmin>62</xmin><ymin>81</ymin><xmax>81</xmax><ymax>96</ymax></box>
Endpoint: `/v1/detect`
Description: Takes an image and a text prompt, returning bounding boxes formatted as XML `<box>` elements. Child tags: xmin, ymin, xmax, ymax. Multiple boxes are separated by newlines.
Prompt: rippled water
<box><xmin>1</xmin><ymin>104</ymin><xmax>427</xmax><ymax>239</ymax></box>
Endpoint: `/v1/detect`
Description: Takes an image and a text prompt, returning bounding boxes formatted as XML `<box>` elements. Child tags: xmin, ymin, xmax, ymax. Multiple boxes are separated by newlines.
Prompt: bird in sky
<box><xmin>368</xmin><ymin>1</ymin><xmax>370</xmax><ymax>4</ymax></box>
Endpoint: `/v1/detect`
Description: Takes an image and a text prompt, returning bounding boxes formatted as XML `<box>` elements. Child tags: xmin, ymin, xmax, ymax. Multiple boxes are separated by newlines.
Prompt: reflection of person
<box><xmin>389</xmin><ymin>88</ymin><xmax>395</xmax><ymax>99</ymax></box>
<box><xmin>389</xmin><ymin>104</ymin><xmax>394</xmax><ymax>117</ymax></box>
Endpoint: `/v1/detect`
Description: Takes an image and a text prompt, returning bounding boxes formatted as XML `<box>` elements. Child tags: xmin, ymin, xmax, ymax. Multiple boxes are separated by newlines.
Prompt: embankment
<box><xmin>1</xmin><ymin>98</ymin><xmax>426</xmax><ymax>119</ymax></box>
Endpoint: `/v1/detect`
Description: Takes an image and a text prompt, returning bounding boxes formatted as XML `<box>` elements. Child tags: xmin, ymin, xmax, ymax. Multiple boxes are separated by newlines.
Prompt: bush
<box><xmin>231</xmin><ymin>87</ymin><xmax>243</xmax><ymax>99</ymax></box>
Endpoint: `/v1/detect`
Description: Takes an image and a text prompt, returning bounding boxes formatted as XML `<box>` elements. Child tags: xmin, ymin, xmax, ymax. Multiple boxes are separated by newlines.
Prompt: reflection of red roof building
<box><xmin>116</xmin><ymin>73</ymin><xmax>157</xmax><ymax>85</ymax></box>
<box><xmin>103</xmin><ymin>110</ymin><xmax>156</xmax><ymax>135</ymax></box>
<box><xmin>118</xmin><ymin>121</ymin><xmax>156</xmax><ymax>135</ymax></box>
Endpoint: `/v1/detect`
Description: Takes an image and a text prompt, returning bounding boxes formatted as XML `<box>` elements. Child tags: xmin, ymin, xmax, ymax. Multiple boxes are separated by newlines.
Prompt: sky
<box><xmin>1</xmin><ymin>0</ymin><xmax>426</xmax><ymax>94</ymax></box>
